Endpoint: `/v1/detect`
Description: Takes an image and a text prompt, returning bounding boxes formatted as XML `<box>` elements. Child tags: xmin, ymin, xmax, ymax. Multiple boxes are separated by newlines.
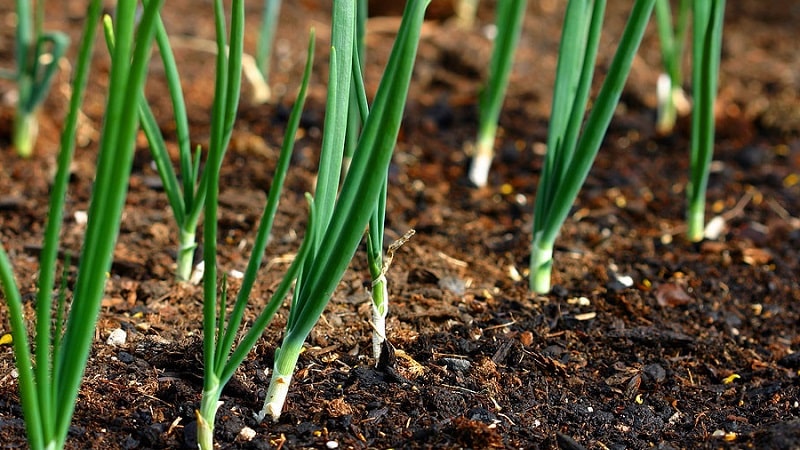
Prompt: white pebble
<box><xmin>704</xmin><ymin>215</ymin><xmax>727</xmax><ymax>240</ymax></box>
<box><xmin>237</xmin><ymin>426</ymin><xmax>256</xmax><ymax>442</ymax></box>
<box><xmin>228</xmin><ymin>269</ymin><xmax>244</xmax><ymax>279</ymax></box>
<box><xmin>106</xmin><ymin>328</ymin><xmax>127</xmax><ymax>346</ymax></box>
<box><xmin>74</xmin><ymin>211</ymin><xmax>88</xmax><ymax>225</ymax></box>
<box><xmin>326</xmin><ymin>441</ymin><xmax>339</xmax><ymax>449</ymax></box>
<box><xmin>617</xmin><ymin>275</ymin><xmax>634</xmax><ymax>288</ymax></box>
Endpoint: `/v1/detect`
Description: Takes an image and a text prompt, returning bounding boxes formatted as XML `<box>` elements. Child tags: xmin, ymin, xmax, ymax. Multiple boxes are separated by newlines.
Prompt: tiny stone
<box><xmin>106</xmin><ymin>328</ymin><xmax>127</xmax><ymax>346</ymax></box>
<box><xmin>237</xmin><ymin>426</ymin><xmax>256</xmax><ymax>442</ymax></box>
<box><xmin>467</xmin><ymin>407</ymin><xmax>497</xmax><ymax>423</ymax></box>
<box><xmin>440</xmin><ymin>357</ymin><xmax>471</xmax><ymax>372</ymax></box>
<box><xmin>117</xmin><ymin>351</ymin><xmax>135</xmax><ymax>363</ymax></box>
<box><xmin>74</xmin><ymin>211</ymin><xmax>88</xmax><ymax>225</ymax></box>
<box><xmin>616</xmin><ymin>275</ymin><xmax>634</xmax><ymax>288</ymax></box>
<box><xmin>325</xmin><ymin>441</ymin><xmax>339</xmax><ymax>449</ymax></box>
<box><xmin>228</xmin><ymin>269</ymin><xmax>244</xmax><ymax>279</ymax></box>
<box><xmin>643</xmin><ymin>363</ymin><xmax>667</xmax><ymax>383</ymax></box>
<box><xmin>0</xmin><ymin>196</ymin><xmax>24</xmax><ymax>211</ymax></box>
<box><xmin>704</xmin><ymin>216</ymin><xmax>727</xmax><ymax>240</ymax></box>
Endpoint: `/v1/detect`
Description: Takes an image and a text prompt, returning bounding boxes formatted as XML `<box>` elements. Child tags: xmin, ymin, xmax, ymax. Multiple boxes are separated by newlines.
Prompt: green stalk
<box><xmin>343</xmin><ymin>0</ymin><xmax>368</xmax><ymax>172</ymax></box>
<box><xmin>312</xmin><ymin>2</ymin><xmax>356</xmax><ymax>235</ymax></box>
<box><xmin>0</xmin><ymin>250</ymin><xmax>43</xmax><ymax>448</ymax></box>
<box><xmin>259</xmin><ymin>0</ymin><xmax>430</xmax><ymax>422</ymax></box>
<box><xmin>354</xmin><ymin>59</ymin><xmax>389</xmax><ymax>359</ymax></box>
<box><xmin>1</xmin><ymin>0</ymin><xmax>162</xmax><ymax>448</ymax></box>
<box><xmin>216</xmin><ymin>32</ymin><xmax>315</xmax><ymax>382</ymax></box>
<box><xmin>256</xmin><ymin>0</ymin><xmax>282</xmax><ymax>84</ymax></box>
<box><xmin>347</xmin><ymin>36</ymin><xmax>389</xmax><ymax>359</ymax></box>
<box><xmin>686</xmin><ymin>0</ymin><xmax>725</xmax><ymax>241</ymax></box>
<box><xmin>53</xmin><ymin>2</ymin><xmax>163</xmax><ymax>445</ymax></box>
<box><xmin>133</xmin><ymin>11</ymin><xmax>214</xmax><ymax>282</ymax></box>
<box><xmin>532</xmin><ymin>0</ymin><xmax>605</xmax><ymax>292</ymax></box>
<box><xmin>530</xmin><ymin>0</ymin><xmax>655</xmax><ymax>293</ymax></box>
<box><xmin>468</xmin><ymin>0</ymin><xmax>527</xmax><ymax>187</ymax></box>
<box><xmin>199</xmin><ymin>0</ymin><xmax>244</xmax><ymax>445</ymax></box>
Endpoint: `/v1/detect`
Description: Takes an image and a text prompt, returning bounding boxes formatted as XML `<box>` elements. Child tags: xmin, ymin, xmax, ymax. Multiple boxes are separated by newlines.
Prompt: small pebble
<box><xmin>643</xmin><ymin>363</ymin><xmax>666</xmax><ymax>383</ymax></box>
<box><xmin>616</xmin><ymin>275</ymin><xmax>634</xmax><ymax>288</ymax></box>
<box><xmin>106</xmin><ymin>328</ymin><xmax>127</xmax><ymax>346</ymax></box>
<box><xmin>74</xmin><ymin>211</ymin><xmax>88</xmax><ymax>225</ymax></box>
<box><xmin>703</xmin><ymin>215</ymin><xmax>727</xmax><ymax>240</ymax></box>
<box><xmin>440</xmin><ymin>357</ymin><xmax>471</xmax><ymax>372</ymax></box>
<box><xmin>326</xmin><ymin>441</ymin><xmax>339</xmax><ymax>449</ymax></box>
<box><xmin>467</xmin><ymin>407</ymin><xmax>497</xmax><ymax>423</ymax></box>
<box><xmin>117</xmin><ymin>351</ymin><xmax>135</xmax><ymax>364</ymax></box>
<box><xmin>228</xmin><ymin>269</ymin><xmax>244</xmax><ymax>279</ymax></box>
<box><xmin>237</xmin><ymin>426</ymin><xmax>256</xmax><ymax>442</ymax></box>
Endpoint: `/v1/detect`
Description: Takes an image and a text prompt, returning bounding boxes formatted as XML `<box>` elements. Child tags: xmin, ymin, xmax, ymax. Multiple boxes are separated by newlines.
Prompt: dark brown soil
<box><xmin>2</xmin><ymin>1</ymin><xmax>799</xmax><ymax>449</ymax></box>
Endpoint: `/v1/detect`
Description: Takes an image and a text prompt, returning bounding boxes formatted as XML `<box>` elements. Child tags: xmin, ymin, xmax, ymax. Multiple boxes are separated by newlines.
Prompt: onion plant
<box><xmin>686</xmin><ymin>0</ymin><xmax>725</xmax><ymax>242</ymax></box>
<box><xmin>351</xmin><ymin>56</ymin><xmax>389</xmax><ymax>361</ymax></box>
<box><xmin>654</xmin><ymin>0</ymin><xmax>690</xmax><ymax>134</ymax></box>
<box><xmin>194</xmin><ymin>0</ymin><xmax>317</xmax><ymax>445</ymax></box>
<box><xmin>1</xmin><ymin>0</ymin><xmax>69</xmax><ymax>157</ymax></box>
<box><xmin>529</xmin><ymin>0</ymin><xmax>655</xmax><ymax>294</ymax></box>
<box><xmin>118</xmin><ymin>10</ymin><xmax>213</xmax><ymax>282</ymax></box>
<box><xmin>352</xmin><ymin>41</ymin><xmax>417</xmax><ymax>360</ymax></box>
<box><xmin>0</xmin><ymin>1</ymin><xmax>163</xmax><ymax>448</ymax></box>
<box><xmin>467</xmin><ymin>0</ymin><xmax>527</xmax><ymax>188</ymax></box>
<box><xmin>344</xmin><ymin>0</ymin><xmax>396</xmax><ymax>361</ymax></box>
<box><xmin>257</xmin><ymin>0</ymin><xmax>431</xmax><ymax>422</ymax></box>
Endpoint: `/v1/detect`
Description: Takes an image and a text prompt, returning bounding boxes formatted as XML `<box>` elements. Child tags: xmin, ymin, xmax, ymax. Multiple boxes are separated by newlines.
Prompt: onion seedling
<box><xmin>529</xmin><ymin>0</ymin><xmax>655</xmax><ymax>294</ymax></box>
<box><xmin>467</xmin><ymin>0</ymin><xmax>527</xmax><ymax>188</ymax></box>
<box><xmin>257</xmin><ymin>0</ymin><xmax>356</xmax><ymax>421</ymax></box>
<box><xmin>197</xmin><ymin>0</ymin><xmax>314</xmax><ymax>450</ymax></box>
<box><xmin>0</xmin><ymin>1</ymin><xmax>163</xmax><ymax>448</ymax></box>
<box><xmin>258</xmin><ymin>0</ymin><xmax>431</xmax><ymax>422</ymax></box>
<box><xmin>191</xmin><ymin>3</ymin><xmax>316</xmax><ymax>447</ymax></box>
<box><xmin>1</xmin><ymin>0</ymin><xmax>69</xmax><ymax>157</ymax></box>
<box><xmin>654</xmin><ymin>0</ymin><xmax>691</xmax><ymax>134</ymax></box>
<box><xmin>118</xmin><ymin>11</ymin><xmax>215</xmax><ymax>282</ymax></box>
<box><xmin>348</xmin><ymin>29</ymin><xmax>411</xmax><ymax>361</ymax></box>
<box><xmin>686</xmin><ymin>0</ymin><xmax>725</xmax><ymax>242</ymax></box>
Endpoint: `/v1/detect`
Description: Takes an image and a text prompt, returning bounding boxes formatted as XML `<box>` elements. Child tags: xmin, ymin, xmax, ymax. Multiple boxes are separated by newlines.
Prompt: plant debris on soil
<box><xmin>1</xmin><ymin>1</ymin><xmax>799</xmax><ymax>449</ymax></box>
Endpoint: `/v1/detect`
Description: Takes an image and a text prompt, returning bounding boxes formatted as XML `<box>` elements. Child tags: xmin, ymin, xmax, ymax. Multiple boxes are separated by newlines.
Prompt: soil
<box><xmin>2</xmin><ymin>1</ymin><xmax>800</xmax><ymax>449</ymax></box>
